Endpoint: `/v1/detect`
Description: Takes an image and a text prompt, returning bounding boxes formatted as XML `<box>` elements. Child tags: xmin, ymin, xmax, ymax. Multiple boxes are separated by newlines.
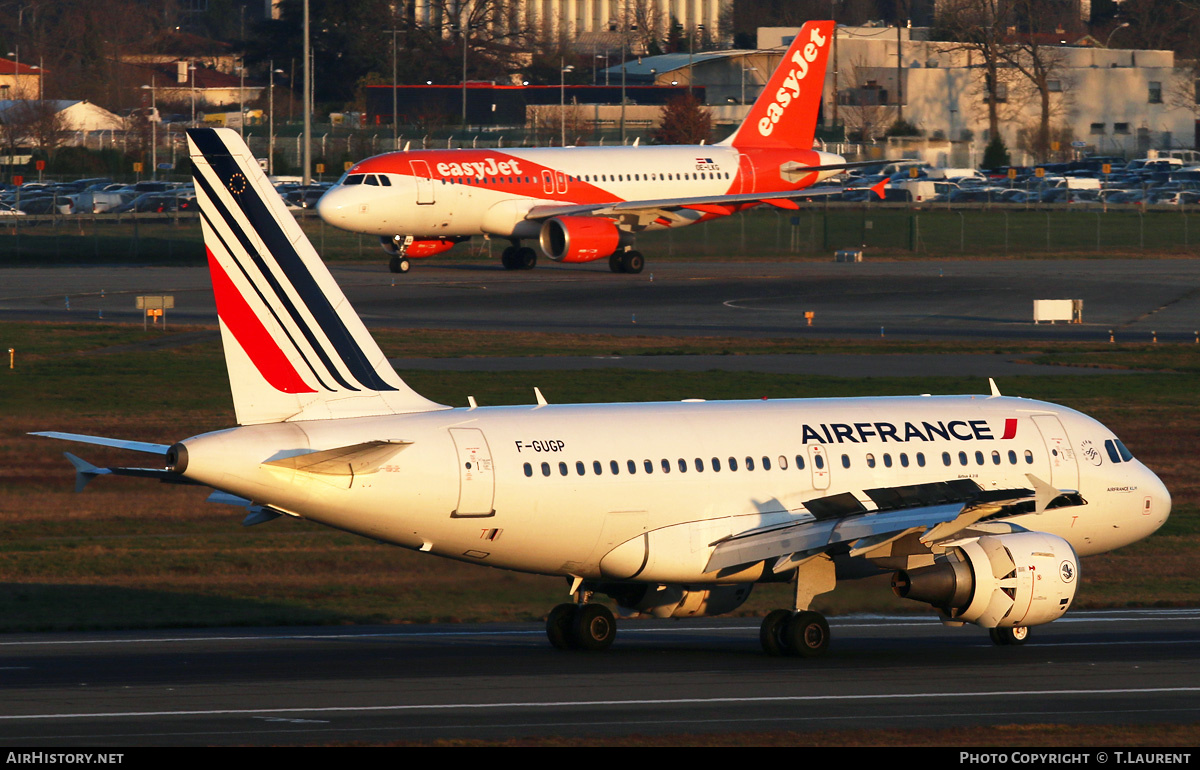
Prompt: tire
<box><xmin>989</xmin><ymin>626</ymin><xmax>1029</xmax><ymax>646</ymax></box>
<box><xmin>783</xmin><ymin>610</ymin><xmax>830</xmax><ymax>658</ymax></box>
<box><xmin>546</xmin><ymin>603</ymin><xmax>579</xmax><ymax>650</ymax></box>
<box><xmin>501</xmin><ymin>246</ymin><xmax>517</xmax><ymax>269</ymax></box>
<box><xmin>516</xmin><ymin>247</ymin><xmax>537</xmax><ymax>270</ymax></box>
<box><xmin>760</xmin><ymin>609</ymin><xmax>793</xmax><ymax>657</ymax></box>
<box><xmin>621</xmin><ymin>251</ymin><xmax>645</xmax><ymax>274</ymax></box>
<box><xmin>572</xmin><ymin>603</ymin><xmax>617</xmax><ymax>651</ymax></box>
<box><xmin>609</xmin><ymin>253</ymin><xmax>625</xmax><ymax>273</ymax></box>
<box><xmin>388</xmin><ymin>255</ymin><xmax>401</xmax><ymax>273</ymax></box>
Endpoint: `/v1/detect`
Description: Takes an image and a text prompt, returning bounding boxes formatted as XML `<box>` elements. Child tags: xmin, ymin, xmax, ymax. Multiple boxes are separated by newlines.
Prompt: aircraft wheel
<box><xmin>783</xmin><ymin>610</ymin><xmax>830</xmax><ymax>658</ymax></box>
<box><xmin>989</xmin><ymin>626</ymin><xmax>1029</xmax><ymax>646</ymax></box>
<box><xmin>760</xmin><ymin>609</ymin><xmax>793</xmax><ymax>657</ymax></box>
<box><xmin>621</xmin><ymin>250</ymin><xmax>645</xmax><ymax>274</ymax></box>
<box><xmin>546</xmin><ymin>603</ymin><xmax>579</xmax><ymax>650</ymax></box>
<box><xmin>516</xmin><ymin>246</ymin><xmax>537</xmax><ymax>270</ymax></box>
<box><xmin>572</xmin><ymin>603</ymin><xmax>617</xmax><ymax>651</ymax></box>
<box><xmin>609</xmin><ymin>253</ymin><xmax>626</xmax><ymax>273</ymax></box>
<box><xmin>389</xmin><ymin>256</ymin><xmax>411</xmax><ymax>274</ymax></box>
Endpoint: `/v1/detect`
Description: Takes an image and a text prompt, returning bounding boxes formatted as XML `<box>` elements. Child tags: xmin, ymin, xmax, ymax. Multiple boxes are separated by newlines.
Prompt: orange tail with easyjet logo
<box><xmin>720</xmin><ymin>20</ymin><xmax>833</xmax><ymax>151</ymax></box>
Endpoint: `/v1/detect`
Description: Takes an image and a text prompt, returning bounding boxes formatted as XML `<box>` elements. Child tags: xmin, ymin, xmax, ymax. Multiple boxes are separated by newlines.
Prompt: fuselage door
<box><xmin>1031</xmin><ymin>414</ymin><xmax>1079</xmax><ymax>491</ymax></box>
<box><xmin>808</xmin><ymin>444</ymin><xmax>830</xmax><ymax>491</ymax></box>
<box><xmin>449</xmin><ymin>427</ymin><xmax>495</xmax><ymax>517</ymax></box>
<box><xmin>737</xmin><ymin>153</ymin><xmax>756</xmax><ymax>194</ymax></box>
<box><xmin>409</xmin><ymin>159</ymin><xmax>435</xmax><ymax>205</ymax></box>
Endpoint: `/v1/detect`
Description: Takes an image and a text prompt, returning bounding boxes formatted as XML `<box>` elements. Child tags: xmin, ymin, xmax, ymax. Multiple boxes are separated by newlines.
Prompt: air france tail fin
<box><xmin>188</xmin><ymin>128</ymin><xmax>447</xmax><ymax>425</ymax></box>
<box><xmin>720</xmin><ymin>20</ymin><xmax>834</xmax><ymax>151</ymax></box>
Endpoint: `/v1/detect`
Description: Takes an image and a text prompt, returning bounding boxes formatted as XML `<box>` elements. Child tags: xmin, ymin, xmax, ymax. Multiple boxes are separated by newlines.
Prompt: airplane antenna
<box><xmin>988</xmin><ymin>378</ymin><xmax>1002</xmax><ymax>398</ymax></box>
<box><xmin>403</xmin><ymin>141</ymin><xmax>411</xmax><ymax>151</ymax></box>
<box><xmin>534</xmin><ymin>387</ymin><xmax>548</xmax><ymax>406</ymax></box>
<box><xmin>467</xmin><ymin>396</ymin><xmax>478</xmax><ymax>409</ymax></box>
<box><xmin>632</xmin><ymin>137</ymin><xmax>640</xmax><ymax>147</ymax></box>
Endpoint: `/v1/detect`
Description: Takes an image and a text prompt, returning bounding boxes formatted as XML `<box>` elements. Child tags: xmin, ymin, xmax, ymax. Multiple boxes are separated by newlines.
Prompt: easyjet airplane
<box><xmin>36</xmin><ymin>128</ymin><xmax>1169</xmax><ymax>656</ymax></box>
<box><xmin>317</xmin><ymin>20</ymin><xmax>869</xmax><ymax>275</ymax></box>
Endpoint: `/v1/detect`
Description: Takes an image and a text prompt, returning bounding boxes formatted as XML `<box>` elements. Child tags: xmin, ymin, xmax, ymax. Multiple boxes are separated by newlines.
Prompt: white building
<box><xmin>758</xmin><ymin>25</ymin><xmax>1197</xmax><ymax>162</ymax></box>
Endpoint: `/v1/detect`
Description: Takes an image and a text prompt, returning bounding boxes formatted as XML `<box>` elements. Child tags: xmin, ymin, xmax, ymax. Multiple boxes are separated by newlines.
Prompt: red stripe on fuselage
<box><xmin>207</xmin><ymin>248</ymin><xmax>317</xmax><ymax>394</ymax></box>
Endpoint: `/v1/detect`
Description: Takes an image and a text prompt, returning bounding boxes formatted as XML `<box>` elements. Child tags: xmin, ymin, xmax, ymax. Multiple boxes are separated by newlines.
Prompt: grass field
<box><xmin>1</xmin><ymin>321</ymin><xmax>1196</xmax><ymax>633</ymax></box>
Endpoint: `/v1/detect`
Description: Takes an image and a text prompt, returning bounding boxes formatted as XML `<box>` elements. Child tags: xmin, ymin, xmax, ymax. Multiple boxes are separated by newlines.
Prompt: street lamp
<box><xmin>560</xmin><ymin>59</ymin><xmax>574</xmax><ymax>146</ymax></box>
<box><xmin>385</xmin><ymin>28</ymin><xmax>401</xmax><ymax>148</ymax></box>
<box><xmin>1105</xmin><ymin>22</ymin><xmax>1131</xmax><ymax>49</ymax></box>
<box><xmin>268</xmin><ymin>62</ymin><xmax>284</xmax><ymax>176</ymax></box>
<box><xmin>140</xmin><ymin>80</ymin><xmax>157</xmax><ymax>180</ymax></box>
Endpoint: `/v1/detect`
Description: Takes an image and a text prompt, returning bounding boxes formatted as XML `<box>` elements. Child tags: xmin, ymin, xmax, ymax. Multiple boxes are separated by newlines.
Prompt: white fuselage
<box><xmin>178</xmin><ymin>395</ymin><xmax>1170</xmax><ymax>584</ymax></box>
<box><xmin>315</xmin><ymin>145</ymin><xmax>846</xmax><ymax>240</ymax></box>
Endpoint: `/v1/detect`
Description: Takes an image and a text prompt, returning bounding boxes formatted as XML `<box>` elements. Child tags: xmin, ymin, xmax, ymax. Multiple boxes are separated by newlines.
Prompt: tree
<box><xmin>651</xmin><ymin>92</ymin><xmax>712</xmax><ymax>145</ymax></box>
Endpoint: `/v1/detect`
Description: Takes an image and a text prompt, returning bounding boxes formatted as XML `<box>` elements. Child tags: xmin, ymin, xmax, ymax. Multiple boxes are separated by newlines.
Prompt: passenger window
<box><xmin>524</xmin><ymin>462</ymin><xmax>533</xmax><ymax>477</ymax></box>
<box><xmin>916</xmin><ymin>453</ymin><xmax>926</xmax><ymax>467</ymax></box>
<box><xmin>728</xmin><ymin>457</ymin><xmax>738</xmax><ymax>471</ymax></box>
<box><xmin>841</xmin><ymin>454</ymin><xmax>850</xmax><ymax>468</ymax></box>
<box><xmin>627</xmin><ymin>460</ymin><xmax>637</xmax><ymax>474</ymax></box>
<box><xmin>779</xmin><ymin>455</ymin><xmax>788</xmax><ymax>470</ymax></box>
<box><xmin>942</xmin><ymin>452</ymin><xmax>951</xmax><ymax>466</ymax></box>
<box><xmin>1008</xmin><ymin>450</ymin><xmax>1017</xmax><ymax>464</ymax></box>
<box><xmin>1024</xmin><ymin>450</ymin><xmax>1034</xmax><ymax>464</ymax></box>
<box><xmin>576</xmin><ymin>461</ymin><xmax>586</xmax><ymax>476</ymax></box>
<box><xmin>678</xmin><ymin>458</ymin><xmax>687</xmax><ymax>473</ymax></box>
<box><xmin>900</xmin><ymin>453</ymin><xmax>910</xmax><ymax>467</ymax></box>
<box><xmin>991</xmin><ymin>451</ymin><xmax>1001</xmax><ymax>465</ymax></box>
<box><xmin>795</xmin><ymin>454</ymin><xmax>805</xmax><ymax>470</ymax></box>
<box><xmin>559</xmin><ymin>462</ymin><xmax>568</xmax><ymax>476</ymax></box>
<box><xmin>958</xmin><ymin>452</ymin><xmax>968</xmax><ymax>466</ymax></box>
<box><xmin>975</xmin><ymin>451</ymin><xmax>984</xmax><ymax>465</ymax></box>
<box><xmin>814</xmin><ymin>454</ymin><xmax>825</xmax><ymax>469</ymax></box>
<box><xmin>593</xmin><ymin>460</ymin><xmax>603</xmax><ymax>475</ymax></box>
<box><xmin>541</xmin><ymin>462</ymin><xmax>551</xmax><ymax>477</ymax></box>
<box><xmin>711</xmin><ymin>457</ymin><xmax>721</xmax><ymax>471</ymax></box>
<box><xmin>762</xmin><ymin>456</ymin><xmax>771</xmax><ymax>470</ymax></box>
<box><xmin>644</xmin><ymin>459</ymin><xmax>654</xmax><ymax>473</ymax></box>
<box><xmin>694</xmin><ymin>458</ymin><xmax>704</xmax><ymax>472</ymax></box>
<box><xmin>610</xmin><ymin>460</ymin><xmax>620</xmax><ymax>475</ymax></box>
<box><xmin>745</xmin><ymin>456</ymin><xmax>755</xmax><ymax>471</ymax></box>
<box><xmin>661</xmin><ymin>458</ymin><xmax>671</xmax><ymax>473</ymax></box>
<box><xmin>866</xmin><ymin>453</ymin><xmax>876</xmax><ymax>468</ymax></box>
<box><xmin>883</xmin><ymin>454</ymin><xmax>893</xmax><ymax>468</ymax></box>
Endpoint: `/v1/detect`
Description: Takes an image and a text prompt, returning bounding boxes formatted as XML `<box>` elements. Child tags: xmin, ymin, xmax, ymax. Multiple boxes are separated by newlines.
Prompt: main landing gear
<box><xmin>501</xmin><ymin>244</ymin><xmax>537</xmax><ymax>270</ymax></box>
<box><xmin>759</xmin><ymin>609</ymin><xmax>831</xmax><ymax>657</ymax></box>
<box><xmin>609</xmin><ymin>249</ymin><xmax>645</xmax><ymax>274</ymax></box>
<box><xmin>546</xmin><ymin>602</ymin><xmax>617</xmax><ymax>651</ymax></box>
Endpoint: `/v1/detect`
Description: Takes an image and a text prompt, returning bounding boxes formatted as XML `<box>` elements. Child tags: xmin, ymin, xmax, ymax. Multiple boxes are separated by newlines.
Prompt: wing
<box><xmin>705</xmin><ymin>476</ymin><xmax>1078</xmax><ymax>575</ymax></box>
<box><xmin>526</xmin><ymin>178</ymin><xmax>884</xmax><ymax>228</ymax></box>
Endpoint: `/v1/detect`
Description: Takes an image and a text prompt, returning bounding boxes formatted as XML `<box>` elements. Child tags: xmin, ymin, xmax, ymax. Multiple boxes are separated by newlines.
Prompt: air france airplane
<box><xmin>35</xmin><ymin>128</ymin><xmax>1170</xmax><ymax>656</ymax></box>
<box><xmin>316</xmin><ymin>20</ymin><xmax>864</xmax><ymax>275</ymax></box>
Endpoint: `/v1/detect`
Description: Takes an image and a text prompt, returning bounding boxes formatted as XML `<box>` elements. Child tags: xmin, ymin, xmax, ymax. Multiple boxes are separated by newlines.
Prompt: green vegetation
<box><xmin>2</xmin><ymin>205</ymin><xmax>1198</xmax><ymax>265</ymax></box>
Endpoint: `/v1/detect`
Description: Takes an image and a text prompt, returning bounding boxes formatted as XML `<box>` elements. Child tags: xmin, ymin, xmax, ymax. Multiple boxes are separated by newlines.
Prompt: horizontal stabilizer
<box><xmin>263</xmin><ymin>440</ymin><xmax>412</xmax><ymax>476</ymax></box>
<box><xmin>32</xmin><ymin>432</ymin><xmax>170</xmax><ymax>455</ymax></box>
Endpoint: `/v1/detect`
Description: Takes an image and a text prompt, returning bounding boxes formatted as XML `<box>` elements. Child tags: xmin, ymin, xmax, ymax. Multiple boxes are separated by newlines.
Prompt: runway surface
<box><xmin>1</xmin><ymin>610</ymin><xmax>1198</xmax><ymax>746</ymax></box>
<box><xmin>2</xmin><ymin>258</ymin><xmax>1199</xmax><ymax>343</ymax></box>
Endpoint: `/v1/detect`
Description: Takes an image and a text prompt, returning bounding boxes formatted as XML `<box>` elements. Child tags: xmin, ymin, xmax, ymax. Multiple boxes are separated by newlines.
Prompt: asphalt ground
<box><xmin>1</xmin><ymin>257</ymin><xmax>1198</xmax><ymax>346</ymax></box>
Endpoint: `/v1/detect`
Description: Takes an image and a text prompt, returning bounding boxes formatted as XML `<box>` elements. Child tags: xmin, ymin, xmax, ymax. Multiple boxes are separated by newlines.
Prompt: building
<box><xmin>757</xmin><ymin>25</ymin><xmax>1198</xmax><ymax>162</ymax></box>
<box><xmin>0</xmin><ymin>57</ymin><xmax>45</xmax><ymax>101</ymax></box>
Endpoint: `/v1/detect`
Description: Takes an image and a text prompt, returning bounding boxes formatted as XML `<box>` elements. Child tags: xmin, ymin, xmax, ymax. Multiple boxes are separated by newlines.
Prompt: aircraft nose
<box><xmin>315</xmin><ymin>187</ymin><xmax>346</xmax><ymax>227</ymax></box>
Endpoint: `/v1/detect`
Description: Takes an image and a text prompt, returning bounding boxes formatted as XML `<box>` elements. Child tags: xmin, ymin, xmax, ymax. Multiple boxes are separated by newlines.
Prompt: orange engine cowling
<box><xmin>539</xmin><ymin>216</ymin><xmax>619</xmax><ymax>263</ymax></box>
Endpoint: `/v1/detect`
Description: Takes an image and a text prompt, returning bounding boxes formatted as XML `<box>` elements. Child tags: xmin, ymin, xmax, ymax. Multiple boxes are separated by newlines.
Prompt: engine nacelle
<box><xmin>538</xmin><ymin>216</ymin><xmax>619</xmax><ymax>263</ymax></box>
<box><xmin>605</xmin><ymin>583</ymin><xmax>754</xmax><ymax>619</ymax></box>
<box><xmin>379</xmin><ymin>236</ymin><xmax>460</xmax><ymax>258</ymax></box>
<box><xmin>892</xmin><ymin>531</ymin><xmax>1078</xmax><ymax>629</ymax></box>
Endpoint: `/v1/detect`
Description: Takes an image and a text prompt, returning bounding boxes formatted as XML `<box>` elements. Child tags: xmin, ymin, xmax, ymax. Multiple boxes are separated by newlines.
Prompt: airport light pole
<box><xmin>140</xmin><ymin>80</ymin><xmax>157</xmax><ymax>180</ymax></box>
<box><xmin>302</xmin><ymin>0</ymin><xmax>311</xmax><ymax>186</ymax></box>
<box><xmin>268</xmin><ymin>62</ymin><xmax>283</xmax><ymax>176</ymax></box>
<box><xmin>386</xmin><ymin>28</ymin><xmax>401</xmax><ymax>148</ymax></box>
<box><xmin>560</xmin><ymin>59</ymin><xmax>574</xmax><ymax>146</ymax></box>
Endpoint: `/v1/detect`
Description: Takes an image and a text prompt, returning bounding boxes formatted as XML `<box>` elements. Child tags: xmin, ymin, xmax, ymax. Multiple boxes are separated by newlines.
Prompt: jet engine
<box><xmin>538</xmin><ymin>216</ymin><xmax>619</xmax><ymax>263</ymax></box>
<box><xmin>604</xmin><ymin>583</ymin><xmax>754</xmax><ymax>619</ymax></box>
<box><xmin>891</xmin><ymin>531</ymin><xmax>1078</xmax><ymax>629</ymax></box>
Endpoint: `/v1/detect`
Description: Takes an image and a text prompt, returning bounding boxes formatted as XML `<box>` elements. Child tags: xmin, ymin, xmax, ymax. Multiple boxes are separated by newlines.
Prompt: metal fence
<box><xmin>1</xmin><ymin>203</ymin><xmax>1197</xmax><ymax>265</ymax></box>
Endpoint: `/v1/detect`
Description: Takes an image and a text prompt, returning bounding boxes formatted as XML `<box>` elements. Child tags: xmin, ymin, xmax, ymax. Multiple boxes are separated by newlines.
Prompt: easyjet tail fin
<box><xmin>720</xmin><ymin>20</ymin><xmax>834</xmax><ymax>151</ymax></box>
<box><xmin>188</xmin><ymin>128</ymin><xmax>448</xmax><ymax>425</ymax></box>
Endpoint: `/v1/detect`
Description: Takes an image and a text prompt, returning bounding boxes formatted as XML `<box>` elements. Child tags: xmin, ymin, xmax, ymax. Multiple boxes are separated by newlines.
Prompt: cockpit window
<box><xmin>365</xmin><ymin>175</ymin><xmax>379</xmax><ymax>186</ymax></box>
<box><xmin>344</xmin><ymin>174</ymin><xmax>365</xmax><ymax>185</ymax></box>
<box><xmin>1105</xmin><ymin>438</ymin><xmax>1135</xmax><ymax>463</ymax></box>
<box><xmin>378</xmin><ymin>175</ymin><xmax>391</xmax><ymax>187</ymax></box>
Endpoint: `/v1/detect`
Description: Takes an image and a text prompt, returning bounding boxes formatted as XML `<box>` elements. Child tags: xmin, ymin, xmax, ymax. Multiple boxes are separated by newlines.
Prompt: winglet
<box><xmin>870</xmin><ymin>177</ymin><xmax>888</xmax><ymax>200</ymax></box>
<box><xmin>988</xmin><ymin>378</ymin><xmax>1002</xmax><ymax>398</ymax></box>
<box><xmin>1025</xmin><ymin>473</ymin><xmax>1061</xmax><ymax>515</ymax></box>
